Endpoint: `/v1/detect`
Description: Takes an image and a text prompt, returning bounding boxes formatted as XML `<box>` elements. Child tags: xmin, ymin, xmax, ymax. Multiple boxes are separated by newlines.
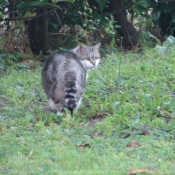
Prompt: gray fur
<box><xmin>41</xmin><ymin>43</ymin><xmax>100</xmax><ymax>113</ymax></box>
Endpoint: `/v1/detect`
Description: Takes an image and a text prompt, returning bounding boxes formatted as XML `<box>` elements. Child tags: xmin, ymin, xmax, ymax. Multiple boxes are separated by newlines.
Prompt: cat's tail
<box><xmin>64</xmin><ymin>72</ymin><xmax>77</xmax><ymax>111</ymax></box>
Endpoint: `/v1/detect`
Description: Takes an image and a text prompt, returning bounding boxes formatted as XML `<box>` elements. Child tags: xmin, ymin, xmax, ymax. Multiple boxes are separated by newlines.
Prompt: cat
<box><xmin>41</xmin><ymin>43</ymin><xmax>100</xmax><ymax>114</ymax></box>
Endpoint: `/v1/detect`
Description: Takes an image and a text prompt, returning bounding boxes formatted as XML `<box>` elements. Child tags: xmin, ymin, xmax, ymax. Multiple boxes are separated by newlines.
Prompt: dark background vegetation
<box><xmin>0</xmin><ymin>0</ymin><xmax>175</xmax><ymax>55</ymax></box>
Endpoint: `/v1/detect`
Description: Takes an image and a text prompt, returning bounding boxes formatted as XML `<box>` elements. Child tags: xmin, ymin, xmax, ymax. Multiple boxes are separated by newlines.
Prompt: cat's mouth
<box><xmin>81</xmin><ymin>59</ymin><xmax>100</xmax><ymax>70</ymax></box>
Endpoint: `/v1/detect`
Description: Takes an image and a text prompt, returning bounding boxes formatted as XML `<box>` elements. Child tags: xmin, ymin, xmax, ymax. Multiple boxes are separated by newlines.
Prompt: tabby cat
<box><xmin>41</xmin><ymin>43</ymin><xmax>100</xmax><ymax>114</ymax></box>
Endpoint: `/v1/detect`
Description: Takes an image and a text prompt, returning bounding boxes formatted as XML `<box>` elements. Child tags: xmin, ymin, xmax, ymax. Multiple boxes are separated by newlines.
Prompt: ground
<box><xmin>0</xmin><ymin>46</ymin><xmax>175</xmax><ymax>174</ymax></box>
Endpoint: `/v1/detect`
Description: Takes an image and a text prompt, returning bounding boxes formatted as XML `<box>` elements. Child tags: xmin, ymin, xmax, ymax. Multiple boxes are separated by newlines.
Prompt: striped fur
<box><xmin>64</xmin><ymin>72</ymin><xmax>78</xmax><ymax>111</ymax></box>
<box><xmin>41</xmin><ymin>43</ymin><xmax>100</xmax><ymax>114</ymax></box>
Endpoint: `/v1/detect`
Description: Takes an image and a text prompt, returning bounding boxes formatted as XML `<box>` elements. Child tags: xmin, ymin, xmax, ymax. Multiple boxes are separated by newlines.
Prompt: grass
<box><xmin>0</xmin><ymin>46</ymin><xmax>175</xmax><ymax>174</ymax></box>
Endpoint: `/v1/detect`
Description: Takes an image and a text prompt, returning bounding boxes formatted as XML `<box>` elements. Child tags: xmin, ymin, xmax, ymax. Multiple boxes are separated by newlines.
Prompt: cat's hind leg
<box><xmin>48</xmin><ymin>82</ymin><xmax>65</xmax><ymax>112</ymax></box>
<box><xmin>49</xmin><ymin>98</ymin><xmax>65</xmax><ymax>112</ymax></box>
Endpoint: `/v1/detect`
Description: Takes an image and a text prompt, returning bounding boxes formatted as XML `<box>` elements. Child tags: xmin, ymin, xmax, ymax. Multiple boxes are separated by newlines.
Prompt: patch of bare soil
<box><xmin>87</xmin><ymin>113</ymin><xmax>107</xmax><ymax>127</ymax></box>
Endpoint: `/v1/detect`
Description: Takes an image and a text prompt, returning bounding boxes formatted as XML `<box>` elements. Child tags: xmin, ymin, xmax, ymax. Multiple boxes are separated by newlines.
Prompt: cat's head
<box><xmin>72</xmin><ymin>43</ymin><xmax>100</xmax><ymax>70</ymax></box>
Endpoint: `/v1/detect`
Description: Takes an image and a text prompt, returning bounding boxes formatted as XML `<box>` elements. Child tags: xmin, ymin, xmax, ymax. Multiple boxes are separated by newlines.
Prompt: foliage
<box><xmin>0</xmin><ymin>0</ymin><xmax>72</xmax><ymax>29</ymax></box>
<box><xmin>0</xmin><ymin>51</ymin><xmax>33</xmax><ymax>72</ymax></box>
<box><xmin>0</xmin><ymin>0</ymin><xmax>175</xmax><ymax>55</ymax></box>
<box><xmin>0</xmin><ymin>0</ymin><xmax>75</xmax><ymax>55</ymax></box>
<box><xmin>133</xmin><ymin>0</ymin><xmax>175</xmax><ymax>35</ymax></box>
<box><xmin>64</xmin><ymin>0</ymin><xmax>118</xmax><ymax>47</ymax></box>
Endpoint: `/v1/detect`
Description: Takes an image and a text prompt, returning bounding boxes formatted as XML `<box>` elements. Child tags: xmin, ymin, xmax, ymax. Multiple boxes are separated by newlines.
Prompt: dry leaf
<box><xmin>93</xmin><ymin>132</ymin><xmax>100</xmax><ymax>137</ymax></box>
<box><xmin>140</xmin><ymin>126</ymin><xmax>150</xmax><ymax>135</ymax></box>
<box><xmin>28</xmin><ymin>150</ymin><xmax>33</xmax><ymax>158</ymax></box>
<box><xmin>21</xmin><ymin>59</ymin><xmax>30</xmax><ymax>63</ymax></box>
<box><xmin>128</xmin><ymin>140</ymin><xmax>141</xmax><ymax>148</ymax></box>
<box><xmin>131</xmin><ymin>45</ymin><xmax>137</xmax><ymax>50</ymax></box>
<box><xmin>77</xmin><ymin>143</ymin><xmax>91</xmax><ymax>149</ymax></box>
<box><xmin>159</xmin><ymin>109</ymin><xmax>170</xmax><ymax>117</ymax></box>
<box><xmin>141</xmin><ymin>130</ymin><xmax>150</xmax><ymax>135</ymax></box>
<box><xmin>121</xmin><ymin>133</ymin><xmax>130</xmax><ymax>138</ymax></box>
<box><xmin>128</xmin><ymin>169</ymin><xmax>152</xmax><ymax>175</ymax></box>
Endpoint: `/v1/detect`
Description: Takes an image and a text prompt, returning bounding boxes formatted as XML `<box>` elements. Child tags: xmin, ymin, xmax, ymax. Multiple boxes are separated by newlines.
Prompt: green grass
<box><xmin>0</xmin><ymin>47</ymin><xmax>175</xmax><ymax>174</ymax></box>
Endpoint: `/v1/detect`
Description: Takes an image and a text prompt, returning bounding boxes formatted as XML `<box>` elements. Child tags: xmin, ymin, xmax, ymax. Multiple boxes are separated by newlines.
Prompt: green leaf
<box><xmin>163</xmin><ymin>36</ymin><xmax>175</xmax><ymax>47</ymax></box>
<box><xmin>0</xmin><ymin>36</ymin><xmax>5</xmax><ymax>44</ymax></box>
<box><xmin>160</xmin><ymin>3</ymin><xmax>175</xmax><ymax>13</ymax></box>
<box><xmin>99</xmin><ymin>1</ymin><xmax>105</xmax><ymax>12</ymax></box>
<box><xmin>100</xmin><ymin>16</ymin><xmax>109</xmax><ymax>26</ymax></box>
<box><xmin>46</xmin><ymin>3</ymin><xmax>61</xmax><ymax>9</ymax></box>
<box><xmin>115</xmin><ymin>24</ymin><xmax>121</xmax><ymax>29</ymax></box>
<box><xmin>110</xmin><ymin>38</ymin><xmax>115</xmax><ymax>47</ymax></box>
<box><xmin>142</xmin><ymin>31</ymin><xmax>161</xmax><ymax>46</ymax></box>
<box><xmin>108</xmin><ymin>30</ymin><xmax>115</xmax><ymax>35</ymax></box>
<box><xmin>50</xmin><ymin>21</ymin><xmax>58</xmax><ymax>29</ymax></box>
<box><xmin>24</xmin><ymin>11</ymin><xmax>36</xmax><ymax>18</ymax></box>
<box><xmin>0</xmin><ymin>12</ymin><xmax>3</xmax><ymax>18</ymax></box>
<box><xmin>16</xmin><ymin>1</ymin><xmax>26</xmax><ymax>9</ymax></box>
<box><xmin>52</xmin><ymin>0</ymin><xmax>74</xmax><ymax>3</ymax></box>
<box><xmin>92</xmin><ymin>11</ymin><xmax>101</xmax><ymax>20</ymax></box>
<box><xmin>25</xmin><ymin>114</ymin><xmax>34</xmax><ymax>122</ymax></box>
<box><xmin>71</xmin><ymin>16</ymin><xmax>81</xmax><ymax>24</ymax></box>
<box><xmin>30</xmin><ymin>1</ymin><xmax>43</xmax><ymax>6</ymax></box>
<box><xmin>136</xmin><ymin>0</ymin><xmax>149</xmax><ymax>8</ymax></box>
<box><xmin>140</xmin><ymin>65</ymin><xmax>146</xmax><ymax>72</ymax></box>
<box><xmin>155</xmin><ymin>45</ymin><xmax>167</xmax><ymax>54</ymax></box>
<box><xmin>0</xmin><ymin>0</ymin><xmax>9</xmax><ymax>8</ymax></box>
<box><xmin>133</xmin><ymin>7</ymin><xmax>140</xmax><ymax>15</ymax></box>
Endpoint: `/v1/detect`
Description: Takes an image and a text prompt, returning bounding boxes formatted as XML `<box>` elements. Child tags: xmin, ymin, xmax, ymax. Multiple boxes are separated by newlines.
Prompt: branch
<box><xmin>105</xmin><ymin>1</ymin><xmax>134</xmax><ymax>15</ymax></box>
<box><xmin>3</xmin><ymin>5</ymin><xmax>55</xmax><ymax>15</ymax></box>
<box><xmin>0</xmin><ymin>8</ymin><xmax>56</xmax><ymax>22</ymax></box>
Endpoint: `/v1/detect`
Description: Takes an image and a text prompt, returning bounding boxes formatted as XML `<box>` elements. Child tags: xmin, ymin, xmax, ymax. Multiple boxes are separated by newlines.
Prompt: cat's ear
<box><xmin>94</xmin><ymin>43</ymin><xmax>100</xmax><ymax>50</ymax></box>
<box><xmin>77</xmin><ymin>43</ymin><xmax>86</xmax><ymax>53</ymax></box>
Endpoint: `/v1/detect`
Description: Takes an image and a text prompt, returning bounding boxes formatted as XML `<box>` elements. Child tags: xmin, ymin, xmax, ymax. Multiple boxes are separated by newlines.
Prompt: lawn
<box><xmin>0</xmin><ymin>47</ymin><xmax>175</xmax><ymax>175</ymax></box>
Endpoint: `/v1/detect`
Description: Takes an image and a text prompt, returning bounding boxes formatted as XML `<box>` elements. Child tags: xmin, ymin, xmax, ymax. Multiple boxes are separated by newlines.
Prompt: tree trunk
<box><xmin>40</xmin><ymin>7</ymin><xmax>49</xmax><ymax>55</ymax></box>
<box><xmin>27</xmin><ymin>2</ymin><xmax>68</xmax><ymax>55</ymax></box>
<box><xmin>110</xmin><ymin>0</ymin><xmax>139</xmax><ymax>47</ymax></box>
<box><xmin>27</xmin><ymin>7</ymin><xmax>49</xmax><ymax>55</ymax></box>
